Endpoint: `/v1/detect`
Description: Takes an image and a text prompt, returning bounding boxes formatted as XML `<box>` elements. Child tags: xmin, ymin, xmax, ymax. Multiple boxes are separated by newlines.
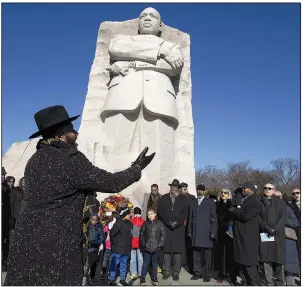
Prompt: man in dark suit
<box><xmin>188</xmin><ymin>184</ymin><xmax>217</xmax><ymax>282</ymax></box>
<box><xmin>229</xmin><ymin>182</ymin><xmax>261</xmax><ymax>286</ymax></box>
<box><xmin>158</xmin><ymin>179</ymin><xmax>189</xmax><ymax>281</ymax></box>
<box><xmin>259</xmin><ymin>183</ymin><xmax>286</xmax><ymax>285</ymax></box>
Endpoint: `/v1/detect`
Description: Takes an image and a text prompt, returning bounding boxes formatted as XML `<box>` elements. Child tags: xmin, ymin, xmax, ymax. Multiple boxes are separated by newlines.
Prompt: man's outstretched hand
<box><xmin>132</xmin><ymin>147</ymin><xmax>156</xmax><ymax>170</ymax></box>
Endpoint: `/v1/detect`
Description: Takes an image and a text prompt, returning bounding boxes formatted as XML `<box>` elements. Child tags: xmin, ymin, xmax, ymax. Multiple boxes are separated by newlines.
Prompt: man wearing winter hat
<box><xmin>5</xmin><ymin>105</ymin><xmax>155</xmax><ymax>286</ymax></box>
<box><xmin>228</xmin><ymin>181</ymin><xmax>261</xmax><ymax>286</ymax></box>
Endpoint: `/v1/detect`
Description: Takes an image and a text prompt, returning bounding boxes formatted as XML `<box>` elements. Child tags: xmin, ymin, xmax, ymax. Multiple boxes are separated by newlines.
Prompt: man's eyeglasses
<box><xmin>292</xmin><ymin>192</ymin><xmax>300</xmax><ymax>195</ymax></box>
<box><xmin>221</xmin><ymin>191</ymin><xmax>229</xmax><ymax>194</ymax></box>
<box><xmin>264</xmin><ymin>187</ymin><xmax>273</xmax><ymax>190</ymax></box>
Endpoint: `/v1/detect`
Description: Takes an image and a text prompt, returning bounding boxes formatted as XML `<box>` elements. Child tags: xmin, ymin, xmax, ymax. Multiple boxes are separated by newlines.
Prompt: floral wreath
<box><xmin>99</xmin><ymin>194</ymin><xmax>133</xmax><ymax>225</ymax></box>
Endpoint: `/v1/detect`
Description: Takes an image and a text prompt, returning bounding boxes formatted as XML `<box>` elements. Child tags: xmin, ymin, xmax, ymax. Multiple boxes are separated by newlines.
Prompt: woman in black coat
<box><xmin>285</xmin><ymin>205</ymin><xmax>300</xmax><ymax>285</ymax></box>
<box><xmin>4</xmin><ymin>105</ymin><xmax>155</xmax><ymax>286</ymax></box>
<box><xmin>215</xmin><ymin>190</ymin><xmax>234</xmax><ymax>282</ymax></box>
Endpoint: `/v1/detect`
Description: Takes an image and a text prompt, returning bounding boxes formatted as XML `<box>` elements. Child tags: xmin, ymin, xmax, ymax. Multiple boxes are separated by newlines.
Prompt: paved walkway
<box><xmin>129</xmin><ymin>269</ymin><xmax>230</xmax><ymax>286</ymax></box>
<box><xmin>93</xmin><ymin>269</ymin><xmax>230</xmax><ymax>286</ymax></box>
<box><xmin>2</xmin><ymin>270</ymin><xmax>230</xmax><ymax>286</ymax></box>
<box><xmin>2</xmin><ymin>270</ymin><xmax>302</xmax><ymax>286</ymax></box>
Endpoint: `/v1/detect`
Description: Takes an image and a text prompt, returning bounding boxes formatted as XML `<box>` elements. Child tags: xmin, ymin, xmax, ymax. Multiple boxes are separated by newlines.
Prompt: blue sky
<box><xmin>2</xmin><ymin>3</ymin><xmax>300</xmax><ymax>170</ymax></box>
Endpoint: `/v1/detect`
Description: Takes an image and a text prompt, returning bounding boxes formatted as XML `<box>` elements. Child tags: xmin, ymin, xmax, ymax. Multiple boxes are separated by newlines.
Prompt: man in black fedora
<box><xmin>157</xmin><ymin>179</ymin><xmax>189</xmax><ymax>281</ymax></box>
<box><xmin>5</xmin><ymin>105</ymin><xmax>155</xmax><ymax>286</ymax></box>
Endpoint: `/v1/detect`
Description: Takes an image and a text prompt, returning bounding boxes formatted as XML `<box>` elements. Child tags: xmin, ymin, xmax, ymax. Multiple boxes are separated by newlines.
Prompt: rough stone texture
<box><xmin>2</xmin><ymin>140</ymin><xmax>39</xmax><ymax>185</ymax></box>
<box><xmin>78</xmin><ymin>19</ymin><xmax>196</xmax><ymax>206</ymax></box>
<box><xmin>2</xmin><ymin>19</ymin><xmax>196</xmax><ymax>209</ymax></box>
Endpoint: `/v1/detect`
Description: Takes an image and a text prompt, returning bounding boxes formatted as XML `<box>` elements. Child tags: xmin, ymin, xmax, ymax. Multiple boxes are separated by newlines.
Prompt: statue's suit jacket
<box><xmin>101</xmin><ymin>34</ymin><xmax>183</xmax><ymax>128</ymax></box>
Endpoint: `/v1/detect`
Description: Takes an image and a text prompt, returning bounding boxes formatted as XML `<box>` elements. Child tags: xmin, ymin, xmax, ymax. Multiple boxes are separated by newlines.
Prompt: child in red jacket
<box><xmin>130</xmin><ymin>207</ymin><xmax>145</xmax><ymax>279</ymax></box>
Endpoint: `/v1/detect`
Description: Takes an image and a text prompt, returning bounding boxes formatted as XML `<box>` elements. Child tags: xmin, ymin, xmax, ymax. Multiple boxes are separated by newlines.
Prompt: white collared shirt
<box><xmin>198</xmin><ymin>196</ymin><xmax>205</xmax><ymax>205</ymax></box>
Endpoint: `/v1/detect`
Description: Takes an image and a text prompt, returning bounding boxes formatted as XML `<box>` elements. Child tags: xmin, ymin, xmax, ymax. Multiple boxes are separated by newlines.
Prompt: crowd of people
<box><xmin>2</xmin><ymin>169</ymin><xmax>301</xmax><ymax>286</ymax></box>
<box><xmin>78</xmin><ymin>179</ymin><xmax>301</xmax><ymax>286</ymax></box>
<box><xmin>1</xmin><ymin>168</ymin><xmax>25</xmax><ymax>273</ymax></box>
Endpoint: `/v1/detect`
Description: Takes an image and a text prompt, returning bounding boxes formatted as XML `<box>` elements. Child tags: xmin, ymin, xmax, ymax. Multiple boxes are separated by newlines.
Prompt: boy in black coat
<box><xmin>108</xmin><ymin>207</ymin><xmax>133</xmax><ymax>286</ymax></box>
<box><xmin>140</xmin><ymin>209</ymin><xmax>165</xmax><ymax>286</ymax></box>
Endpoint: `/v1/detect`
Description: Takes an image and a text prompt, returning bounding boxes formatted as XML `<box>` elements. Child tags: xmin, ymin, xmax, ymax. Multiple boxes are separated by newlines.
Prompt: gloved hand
<box><xmin>228</xmin><ymin>207</ymin><xmax>237</xmax><ymax>213</ymax></box>
<box><xmin>265</xmin><ymin>225</ymin><xmax>275</xmax><ymax>236</ymax></box>
<box><xmin>132</xmin><ymin>147</ymin><xmax>156</xmax><ymax>170</ymax></box>
<box><xmin>170</xmin><ymin>221</ymin><xmax>178</xmax><ymax>230</ymax></box>
<box><xmin>210</xmin><ymin>233</ymin><xmax>216</xmax><ymax>241</ymax></box>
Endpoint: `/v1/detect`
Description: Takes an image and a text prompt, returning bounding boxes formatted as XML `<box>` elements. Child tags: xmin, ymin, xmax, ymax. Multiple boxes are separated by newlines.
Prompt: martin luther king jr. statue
<box><xmin>102</xmin><ymin>7</ymin><xmax>184</xmax><ymax>129</ymax></box>
<box><xmin>97</xmin><ymin>8</ymin><xmax>185</xmax><ymax>202</ymax></box>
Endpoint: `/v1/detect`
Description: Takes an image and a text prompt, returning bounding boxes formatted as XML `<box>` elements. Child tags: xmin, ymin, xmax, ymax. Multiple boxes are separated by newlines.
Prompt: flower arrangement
<box><xmin>99</xmin><ymin>194</ymin><xmax>133</xmax><ymax>225</ymax></box>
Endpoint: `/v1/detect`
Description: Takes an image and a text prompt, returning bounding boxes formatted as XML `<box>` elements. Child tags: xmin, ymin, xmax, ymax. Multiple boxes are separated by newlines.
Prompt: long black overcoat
<box><xmin>259</xmin><ymin>196</ymin><xmax>286</xmax><ymax>264</ymax></box>
<box><xmin>157</xmin><ymin>193</ymin><xmax>188</xmax><ymax>253</ymax></box>
<box><xmin>4</xmin><ymin>140</ymin><xmax>141</xmax><ymax>286</ymax></box>
<box><xmin>285</xmin><ymin>205</ymin><xmax>300</xmax><ymax>275</ymax></box>
<box><xmin>231</xmin><ymin>194</ymin><xmax>261</xmax><ymax>267</ymax></box>
<box><xmin>215</xmin><ymin>199</ymin><xmax>233</xmax><ymax>274</ymax></box>
<box><xmin>2</xmin><ymin>183</ymin><xmax>11</xmax><ymax>240</ymax></box>
<box><xmin>288</xmin><ymin>200</ymin><xmax>301</xmax><ymax>262</ymax></box>
<box><xmin>188</xmin><ymin>197</ymin><xmax>217</xmax><ymax>248</ymax></box>
<box><xmin>10</xmin><ymin>186</ymin><xmax>24</xmax><ymax>220</ymax></box>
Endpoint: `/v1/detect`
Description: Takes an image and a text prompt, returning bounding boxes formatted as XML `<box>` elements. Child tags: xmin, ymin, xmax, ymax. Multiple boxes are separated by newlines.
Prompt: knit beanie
<box><xmin>134</xmin><ymin>207</ymin><xmax>142</xmax><ymax>215</ymax></box>
<box><xmin>90</xmin><ymin>212</ymin><xmax>99</xmax><ymax>219</ymax></box>
<box><xmin>119</xmin><ymin>207</ymin><xmax>131</xmax><ymax>219</ymax></box>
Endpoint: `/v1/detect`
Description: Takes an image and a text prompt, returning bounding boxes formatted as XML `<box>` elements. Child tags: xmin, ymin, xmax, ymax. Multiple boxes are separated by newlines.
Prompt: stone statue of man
<box><xmin>98</xmin><ymin>7</ymin><xmax>185</xmax><ymax>206</ymax></box>
<box><xmin>102</xmin><ymin>7</ymin><xmax>184</xmax><ymax>129</ymax></box>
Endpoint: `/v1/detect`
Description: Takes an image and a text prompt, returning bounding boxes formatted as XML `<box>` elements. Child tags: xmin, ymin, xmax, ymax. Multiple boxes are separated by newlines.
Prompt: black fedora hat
<box><xmin>169</xmin><ymin>179</ymin><xmax>180</xmax><ymax>187</ymax></box>
<box><xmin>29</xmin><ymin>105</ymin><xmax>80</xmax><ymax>139</ymax></box>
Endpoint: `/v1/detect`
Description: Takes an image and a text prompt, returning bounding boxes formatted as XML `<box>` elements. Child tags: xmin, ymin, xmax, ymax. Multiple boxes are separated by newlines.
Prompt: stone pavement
<box><xmin>2</xmin><ymin>270</ymin><xmax>302</xmax><ymax>286</ymax></box>
<box><xmin>2</xmin><ymin>269</ymin><xmax>230</xmax><ymax>286</ymax></box>
<box><xmin>92</xmin><ymin>269</ymin><xmax>230</xmax><ymax>286</ymax></box>
<box><xmin>128</xmin><ymin>269</ymin><xmax>230</xmax><ymax>286</ymax></box>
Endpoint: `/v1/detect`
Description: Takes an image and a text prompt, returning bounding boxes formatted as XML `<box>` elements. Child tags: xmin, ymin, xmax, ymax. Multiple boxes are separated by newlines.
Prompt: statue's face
<box><xmin>139</xmin><ymin>7</ymin><xmax>161</xmax><ymax>36</ymax></box>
